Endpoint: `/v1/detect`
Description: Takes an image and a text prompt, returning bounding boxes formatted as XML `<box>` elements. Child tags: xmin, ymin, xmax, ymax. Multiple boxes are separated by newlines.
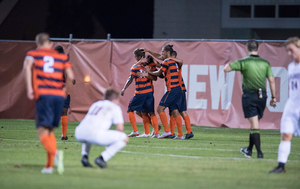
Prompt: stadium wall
<box><xmin>0</xmin><ymin>40</ymin><xmax>291</xmax><ymax>129</ymax></box>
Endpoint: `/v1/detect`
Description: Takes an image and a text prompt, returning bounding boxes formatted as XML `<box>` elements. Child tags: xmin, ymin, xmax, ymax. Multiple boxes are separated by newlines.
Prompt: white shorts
<box><xmin>280</xmin><ymin>100</ymin><xmax>300</xmax><ymax>136</ymax></box>
<box><xmin>75</xmin><ymin>126</ymin><xmax>127</xmax><ymax>146</ymax></box>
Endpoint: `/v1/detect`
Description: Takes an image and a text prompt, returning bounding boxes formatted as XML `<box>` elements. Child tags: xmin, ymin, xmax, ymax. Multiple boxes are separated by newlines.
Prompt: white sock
<box><xmin>101</xmin><ymin>141</ymin><xmax>126</xmax><ymax>162</ymax></box>
<box><xmin>277</xmin><ymin>141</ymin><xmax>291</xmax><ymax>163</ymax></box>
<box><xmin>81</xmin><ymin>143</ymin><xmax>91</xmax><ymax>156</ymax></box>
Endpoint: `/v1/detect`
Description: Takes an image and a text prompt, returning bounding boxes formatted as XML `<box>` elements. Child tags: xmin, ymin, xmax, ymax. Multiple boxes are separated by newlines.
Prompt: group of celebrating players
<box><xmin>121</xmin><ymin>45</ymin><xmax>193</xmax><ymax>139</ymax></box>
<box><xmin>23</xmin><ymin>32</ymin><xmax>300</xmax><ymax>175</ymax></box>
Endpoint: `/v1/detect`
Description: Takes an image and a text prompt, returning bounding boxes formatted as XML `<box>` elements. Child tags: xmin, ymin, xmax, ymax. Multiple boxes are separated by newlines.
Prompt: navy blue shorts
<box><xmin>128</xmin><ymin>92</ymin><xmax>155</xmax><ymax>113</ymax></box>
<box><xmin>64</xmin><ymin>94</ymin><xmax>70</xmax><ymax>109</ymax></box>
<box><xmin>159</xmin><ymin>86</ymin><xmax>182</xmax><ymax>111</ymax></box>
<box><xmin>242</xmin><ymin>92</ymin><xmax>267</xmax><ymax>119</ymax></box>
<box><xmin>36</xmin><ymin>95</ymin><xmax>64</xmax><ymax>128</ymax></box>
<box><xmin>178</xmin><ymin>91</ymin><xmax>187</xmax><ymax>112</ymax></box>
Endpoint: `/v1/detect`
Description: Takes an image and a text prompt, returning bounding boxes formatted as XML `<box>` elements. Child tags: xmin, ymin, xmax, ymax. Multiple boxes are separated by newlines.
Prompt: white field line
<box><xmin>119</xmin><ymin>150</ymin><xmax>300</xmax><ymax>162</ymax></box>
<box><xmin>2</xmin><ymin>138</ymin><xmax>300</xmax><ymax>156</ymax></box>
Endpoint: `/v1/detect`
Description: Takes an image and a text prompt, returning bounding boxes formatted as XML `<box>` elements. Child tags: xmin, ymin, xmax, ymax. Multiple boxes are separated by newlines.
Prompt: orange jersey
<box><xmin>178</xmin><ymin>66</ymin><xmax>186</xmax><ymax>92</ymax></box>
<box><xmin>25</xmin><ymin>48</ymin><xmax>72</xmax><ymax>99</ymax></box>
<box><xmin>160</xmin><ymin>59</ymin><xmax>181</xmax><ymax>91</ymax></box>
<box><xmin>130</xmin><ymin>62</ymin><xmax>156</xmax><ymax>95</ymax></box>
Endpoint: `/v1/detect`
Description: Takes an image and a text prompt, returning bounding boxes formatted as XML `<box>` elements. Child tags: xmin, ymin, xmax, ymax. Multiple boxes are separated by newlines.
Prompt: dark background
<box><xmin>0</xmin><ymin>0</ymin><xmax>154</xmax><ymax>40</ymax></box>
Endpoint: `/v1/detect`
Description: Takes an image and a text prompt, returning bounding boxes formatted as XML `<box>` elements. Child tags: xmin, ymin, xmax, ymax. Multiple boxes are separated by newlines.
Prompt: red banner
<box><xmin>0</xmin><ymin>41</ymin><xmax>292</xmax><ymax>129</ymax></box>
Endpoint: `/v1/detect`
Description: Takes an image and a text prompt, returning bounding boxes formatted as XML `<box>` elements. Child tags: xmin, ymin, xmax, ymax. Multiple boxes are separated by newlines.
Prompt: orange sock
<box><xmin>46</xmin><ymin>152</ymin><xmax>51</xmax><ymax>168</ymax></box>
<box><xmin>159</xmin><ymin>112</ymin><xmax>169</xmax><ymax>133</ymax></box>
<box><xmin>184</xmin><ymin>115</ymin><xmax>192</xmax><ymax>134</ymax></box>
<box><xmin>128</xmin><ymin>112</ymin><xmax>138</xmax><ymax>132</ymax></box>
<box><xmin>61</xmin><ymin>116</ymin><xmax>68</xmax><ymax>137</ymax></box>
<box><xmin>150</xmin><ymin>114</ymin><xmax>159</xmax><ymax>135</ymax></box>
<box><xmin>170</xmin><ymin>116</ymin><xmax>176</xmax><ymax>135</ymax></box>
<box><xmin>142</xmin><ymin>114</ymin><xmax>150</xmax><ymax>135</ymax></box>
<box><xmin>40</xmin><ymin>134</ymin><xmax>57</xmax><ymax>168</ymax></box>
<box><xmin>175</xmin><ymin>116</ymin><xmax>183</xmax><ymax>137</ymax></box>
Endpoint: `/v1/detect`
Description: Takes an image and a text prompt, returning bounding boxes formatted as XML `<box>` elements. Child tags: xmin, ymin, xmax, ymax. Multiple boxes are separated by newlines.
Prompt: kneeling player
<box><xmin>75</xmin><ymin>89</ymin><xmax>128</xmax><ymax>168</ymax></box>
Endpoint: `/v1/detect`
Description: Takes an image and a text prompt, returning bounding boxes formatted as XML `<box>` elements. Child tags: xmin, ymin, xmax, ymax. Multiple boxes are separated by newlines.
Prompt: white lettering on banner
<box><xmin>209</xmin><ymin>65</ymin><xmax>235</xmax><ymax>110</ymax></box>
<box><xmin>188</xmin><ymin>65</ymin><xmax>208</xmax><ymax>109</ymax></box>
<box><xmin>266</xmin><ymin>67</ymin><xmax>288</xmax><ymax>112</ymax></box>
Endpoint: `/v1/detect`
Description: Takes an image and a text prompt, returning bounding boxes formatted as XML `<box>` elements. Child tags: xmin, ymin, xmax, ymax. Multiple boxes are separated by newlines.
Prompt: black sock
<box><xmin>251</xmin><ymin>130</ymin><xmax>262</xmax><ymax>154</ymax></box>
<box><xmin>278</xmin><ymin>162</ymin><xmax>285</xmax><ymax>169</ymax></box>
<box><xmin>247</xmin><ymin>132</ymin><xmax>254</xmax><ymax>151</ymax></box>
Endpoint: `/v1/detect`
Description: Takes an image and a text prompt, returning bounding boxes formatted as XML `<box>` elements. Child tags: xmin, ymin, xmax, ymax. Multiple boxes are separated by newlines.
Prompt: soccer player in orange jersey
<box><xmin>24</xmin><ymin>33</ymin><xmax>74</xmax><ymax>174</ymax></box>
<box><xmin>145</xmin><ymin>45</ymin><xmax>184</xmax><ymax>139</ymax></box>
<box><xmin>121</xmin><ymin>49</ymin><xmax>160</xmax><ymax>138</ymax></box>
<box><xmin>54</xmin><ymin>45</ymin><xmax>76</xmax><ymax>140</ymax></box>
<box><xmin>169</xmin><ymin>51</ymin><xmax>194</xmax><ymax>139</ymax></box>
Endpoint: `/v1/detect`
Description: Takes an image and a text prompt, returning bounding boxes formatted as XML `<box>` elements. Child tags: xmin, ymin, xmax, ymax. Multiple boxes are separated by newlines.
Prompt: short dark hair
<box><xmin>35</xmin><ymin>33</ymin><xmax>50</xmax><ymax>46</ymax></box>
<box><xmin>171</xmin><ymin>51</ymin><xmax>177</xmax><ymax>57</ymax></box>
<box><xmin>163</xmin><ymin>44</ymin><xmax>174</xmax><ymax>54</ymax></box>
<box><xmin>247</xmin><ymin>39</ymin><xmax>258</xmax><ymax>52</ymax></box>
<box><xmin>104</xmin><ymin>89</ymin><xmax>119</xmax><ymax>101</ymax></box>
<box><xmin>133</xmin><ymin>48</ymin><xmax>145</xmax><ymax>57</ymax></box>
<box><xmin>54</xmin><ymin>45</ymin><xmax>65</xmax><ymax>54</ymax></box>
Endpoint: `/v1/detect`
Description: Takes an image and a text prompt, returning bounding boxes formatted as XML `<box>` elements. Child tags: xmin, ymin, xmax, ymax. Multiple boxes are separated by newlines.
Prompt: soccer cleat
<box><xmin>150</xmin><ymin>129</ymin><xmax>155</xmax><ymax>137</ymax></box>
<box><xmin>61</xmin><ymin>136</ymin><xmax>68</xmax><ymax>140</ymax></box>
<box><xmin>41</xmin><ymin>167</ymin><xmax>53</xmax><ymax>174</ymax></box>
<box><xmin>257</xmin><ymin>152</ymin><xmax>264</xmax><ymax>159</ymax></box>
<box><xmin>173</xmin><ymin>136</ymin><xmax>184</xmax><ymax>140</ymax></box>
<box><xmin>185</xmin><ymin>132</ymin><xmax>194</xmax><ymax>139</ymax></box>
<box><xmin>137</xmin><ymin>133</ymin><xmax>151</xmax><ymax>137</ymax></box>
<box><xmin>240</xmin><ymin>148</ymin><xmax>252</xmax><ymax>158</ymax></box>
<box><xmin>55</xmin><ymin>150</ymin><xmax>64</xmax><ymax>175</ymax></box>
<box><xmin>269</xmin><ymin>166</ymin><xmax>286</xmax><ymax>173</ymax></box>
<box><xmin>81</xmin><ymin>155</ymin><xmax>93</xmax><ymax>167</ymax></box>
<box><xmin>95</xmin><ymin>156</ymin><xmax>107</xmax><ymax>168</ymax></box>
<box><xmin>158</xmin><ymin>132</ymin><xmax>172</xmax><ymax>139</ymax></box>
<box><xmin>151</xmin><ymin>134</ymin><xmax>160</xmax><ymax>138</ymax></box>
<box><xmin>166</xmin><ymin>134</ymin><xmax>175</xmax><ymax>138</ymax></box>
<box><xmin>128</xmin><ymin>131</ymin><xmax>139</xmax><ymax>137</ymax></box>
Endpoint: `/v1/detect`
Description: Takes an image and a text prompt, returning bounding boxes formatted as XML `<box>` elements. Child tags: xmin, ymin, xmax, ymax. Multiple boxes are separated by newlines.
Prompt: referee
<box><xmin>224</xmin><ymin>39</ymin><xmax>276</xmax><ymax>158</ymax></box>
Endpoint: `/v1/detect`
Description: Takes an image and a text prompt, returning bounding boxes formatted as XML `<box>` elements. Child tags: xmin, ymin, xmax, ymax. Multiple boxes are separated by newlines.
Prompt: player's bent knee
<box><xmin>281</xmin><ymin>133</ymin><xmax>293</xmax><ymax>141</ymax></box>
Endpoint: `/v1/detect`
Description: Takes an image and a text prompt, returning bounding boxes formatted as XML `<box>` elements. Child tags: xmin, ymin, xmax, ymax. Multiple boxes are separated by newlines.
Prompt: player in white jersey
<box><xmin>75</xmin><ymin>89</ymin><xmax>129</xmax><ymax>168</ymax></box>
<box><xmin>269</xmin><ymin>37</ymin><xmax>300</xmax><ymax>173</ymax></box>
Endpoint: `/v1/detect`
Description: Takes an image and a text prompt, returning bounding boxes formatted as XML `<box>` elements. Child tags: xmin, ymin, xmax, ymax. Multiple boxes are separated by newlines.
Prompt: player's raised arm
<box><xmin>169</xmin><ymin>57</ymin><xmax>183</xmax><ymax>67</ymax></box>
<box><xmin>141</xmin><ymin>48</ymin><xmax>164</xmax><ymax>61</ymax></box>
<box><xmin>145</xmin><ymin>66</ymin><xmax>163</xmax><ymax>76</ymax></box>
<box><xmin>24</xmin><ymin>58</ymin><xmax>34</xmax><ymax>100</ymax></box>
<box><xmin>121</xmin><ymin>75</ymin><xmax>134</xmax><ymax>96</ymax></box>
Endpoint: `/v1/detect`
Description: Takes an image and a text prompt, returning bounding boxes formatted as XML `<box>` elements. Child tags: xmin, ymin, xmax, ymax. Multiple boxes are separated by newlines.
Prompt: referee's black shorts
<box><xmin>242</xmin><ymin>92</ymin><xmax>267</xmax><ymax>119</ymax></box>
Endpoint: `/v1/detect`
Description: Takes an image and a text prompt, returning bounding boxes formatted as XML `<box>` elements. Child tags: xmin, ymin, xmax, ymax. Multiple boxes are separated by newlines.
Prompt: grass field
<box><xmin>0</xmin><ymin>119</ymin><xmax>299</xmax><ymax>189</ymax></box>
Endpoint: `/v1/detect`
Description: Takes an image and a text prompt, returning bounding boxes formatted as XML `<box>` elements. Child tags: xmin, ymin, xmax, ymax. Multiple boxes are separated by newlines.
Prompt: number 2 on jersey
<box><xmin>90</xmin><ymin>106</ymin><xmax>102</xmax><ymax>115</ymax></box>
<box><xmin>43</xmin><ymin>56</ymin><xmax>55</xmax><ymax>73</ymax></box>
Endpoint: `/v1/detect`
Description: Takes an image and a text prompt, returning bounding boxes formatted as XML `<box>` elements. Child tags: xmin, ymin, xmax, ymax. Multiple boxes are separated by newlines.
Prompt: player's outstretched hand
<box><xmin>270</xmin><ymin>98</ymin><xmax>276</xmax><ymax>107</ymax></box>
<box><xmin>145</xmin><ymin>66</ymin><xmax>151</xmax><ymax>73</ymax></box>
<box><xmin>121</xmin><ymin>89</ymin><xmax>125</xmax><ymax>96</ymax></box>
<box><xmin>140</xmin><ymin>48</ymin><xmax>148</xmax><ymax>53</ymax></box>
<box><xmin>27</xmin><ymin>88</ymin><xmax>34</xmax><ymax>100</ymax></box>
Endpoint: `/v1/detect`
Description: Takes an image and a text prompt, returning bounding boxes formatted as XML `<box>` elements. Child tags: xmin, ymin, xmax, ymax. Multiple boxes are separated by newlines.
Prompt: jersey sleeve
<box><xmin>23</xmin><ymin>51</ymin><xmax>35</xmax><ymax>68</ymax></box>
<box><xmin>112</xmin><ymin>106</ymin><xmax>124</xmax><ymax>125</ymax></box>
<box><xmin>266</xmin><ymin>63</ymin><xmax>274</xmax><ymax>77</ymax></box>
<box><xmin>63</xmin><ymin>55</ymin><xmax>72</xmax><ymax>69</ymax></box>
<box><xmin>229</xmin><ymin>60</ymin><xmax>242</xmax><ymax>71</ymax></box>
<box><xmin>160</xmin><ymin>60</ymin><xmax>169</xmax><ymax>73</ymax></box>
<box><xmin>130</xmin><ymin>67</ymin><xmax>138</xmax><ymax>77</ymax></box>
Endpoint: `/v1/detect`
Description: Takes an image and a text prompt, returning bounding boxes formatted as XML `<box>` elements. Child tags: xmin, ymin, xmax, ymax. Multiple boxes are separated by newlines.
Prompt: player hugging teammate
<box><xmin>121</xmin><ymin>45</ymin><xmax>194</xmax><ymax>139</ymax></box>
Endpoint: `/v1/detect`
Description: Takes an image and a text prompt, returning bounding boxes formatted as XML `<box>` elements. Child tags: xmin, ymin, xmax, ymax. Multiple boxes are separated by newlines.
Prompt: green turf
<box><xmin>0</xmin><ymin>119</ymin><xmax>299</xmax><ymax>189</ymax></box>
